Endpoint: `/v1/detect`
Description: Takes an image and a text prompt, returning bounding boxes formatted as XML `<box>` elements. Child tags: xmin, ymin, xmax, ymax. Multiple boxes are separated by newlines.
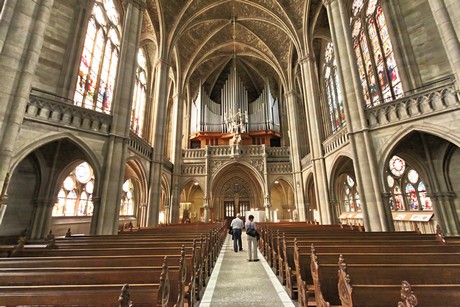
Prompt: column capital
<box><xmin>322</xmin><ymin>0</ymin><xmax>337</xmax><ymax>7</ymax></box>
<box><xmin>284</xmin><ymin>90</ymin><xmax>298</xmax><ymax>99</ymax></box>
<box><xmin>299</xmin><ymin>54</ymin><xmax>315</xmax><ymax>65</ymax></box>
<box><xmin>172</xmin><ymin>92</ymin><xmax>186</xmax><ymax>101</ymax></box>
<box><xmin>155</xmin><ymin>58</ymin><xmax>171</xmax><ymax>69</ymax></box>
<box><xmin>123</xmin><ymin>0</ymin><xmax>147</xmax><ymax>11</ymax></box>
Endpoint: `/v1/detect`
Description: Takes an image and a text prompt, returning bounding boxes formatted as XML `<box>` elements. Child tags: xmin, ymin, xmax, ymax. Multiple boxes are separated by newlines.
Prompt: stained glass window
<box><xmin>120</xmin><ymin>179</ymin><xmax>135</xmax><ymax>216</ymax></box>
<box><xmin>131</xmin><ymin>49</ymin><xmax>148</xmax><ymax>137</ymax></box>
<box><xmin>350</xmin><ymin>0</ymin><xmax>403</xmax><ymax>107</ymax></box>
<box><xmin>386</xmin><ymin>156</ymin><xmax>432</xmax><ymax>211</ymax></box>
<box><xmin>342</xmin><ymin>174</ymin><xmax>361</xmax><ymax>212</ymax></box>
<box><xmin>74</xmin><ymin>0</ymin><xmax>121</xmax><ymax>114</ymax></box>
<box><xmin>389</xmin><ymin>155</ymin><xmax>405</xmax><ymax>177</ymax></box>
<box><xmin>323</xmin><ymin>42</ymin><xmax>345</xmax><ymax>133</ymax></box>
<box><xmin>52</xmin><ymin>162</ymin><xmax>95</xmax><ymax>217</ymax></box>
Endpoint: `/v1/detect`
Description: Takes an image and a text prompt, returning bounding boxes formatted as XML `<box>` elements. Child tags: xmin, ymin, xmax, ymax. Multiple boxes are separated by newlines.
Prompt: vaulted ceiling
<box><xmin>141</xmin><ymin>0</ymin><xmax>329</xmax><ymax>102</ymax></box>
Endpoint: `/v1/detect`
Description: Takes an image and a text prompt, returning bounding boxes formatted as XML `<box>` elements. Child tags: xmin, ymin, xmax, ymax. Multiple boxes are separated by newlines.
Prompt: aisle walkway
<box><xmin>199</xmin><ymin>234</ymin><xmax>295</xmax><ymax>307</ymax></box>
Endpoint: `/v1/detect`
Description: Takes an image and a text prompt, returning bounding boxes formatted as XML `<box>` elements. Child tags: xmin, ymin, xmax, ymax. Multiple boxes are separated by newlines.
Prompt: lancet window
<box><xmin>74</xmin><ymin>0</ymin><xmax>121</xmax><ymax>113</ymax></box>
<box><xmin>120</xmin><ymin>179</ymin><xmax>135</xmax><ymax>216</ymax></box>
<box><xmin>323</xmin><ymin>42</ymin><xmax>345</xmax><ymax>133</ymax></box>
<box><xmin>131</xmin><ymin>48</ymin><xmax>148</xmax><ymax>137</ymax></box>
<box><xmin>341</xmin><ymin>175</ymin><xmax>361</xmax><ymax>212</ymax></box>
<box><xmin>386</xmin><ymin>156</ymin><xmax>432</xmax><ymax>211</ymax></box>
<box><xmin>53</xmin><ymin>162</ymin><xmax>94</xmax><ymax>217</ymax></box>
<box><xmin>350</xmin><ymin>0</ymin><xmax>403</xmax><ymax>107</ymax></box>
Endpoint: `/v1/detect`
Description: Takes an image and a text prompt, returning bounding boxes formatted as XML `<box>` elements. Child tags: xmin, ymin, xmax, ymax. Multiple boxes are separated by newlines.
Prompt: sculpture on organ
<box><xmin>224</xmin><ymin>108</ymin><xmax>248</xmax><ymax>145</ymax></box>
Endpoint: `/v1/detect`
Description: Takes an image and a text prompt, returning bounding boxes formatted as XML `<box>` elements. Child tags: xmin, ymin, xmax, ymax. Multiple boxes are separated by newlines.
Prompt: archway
<box><xmin>304</xmin><ymin>173</ymin><xmax>316</xmax><ymax>222</ymax></box>
<box><xmin>270</xmin><ymin>178</ymin><xmax>295</xmax><ymax>222</ymax></box>
<box><xmin>2</xmin><ymin>138</ymin><xmax>99</xmax><ymax>238</ymax></box>
<box><xmin>329</xmin><ymin>156</ymin><xmax>360</xmax><ymax>226</ymax></box>
<box><xmin>211</xmin><ymin>162</ymin><xmax>264</xmax><ymax>224</ymax></box>
<box><xmin>119</xmin><ymin>159</ymin><xmax>148</xmax><ymax>229</ymax></box>
<box><xmin>179</xmin><ymin>180</ymin><xmax>204</xmax><ymax>223</ymax></box>
<box><xmin>383</xmin><ymin>131</ymin><xmax>460</xmax><ymax>235</ymax></box>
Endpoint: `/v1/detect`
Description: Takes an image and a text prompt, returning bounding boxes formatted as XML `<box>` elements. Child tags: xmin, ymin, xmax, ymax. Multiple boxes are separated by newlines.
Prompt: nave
<box><xmin>200</xmin><ymin>234</ymin><xmax>295</xmax><ymax>307</ymax></box>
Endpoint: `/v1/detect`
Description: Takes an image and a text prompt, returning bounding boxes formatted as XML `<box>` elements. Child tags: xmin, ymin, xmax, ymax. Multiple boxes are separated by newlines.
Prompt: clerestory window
<box><xmin>74</xmin><ymin>0</ymin><xmax>121</xmax><ymax>114</ymax></box>
<box><xmin>350</xmin><ymin>0</ymin><xmax>403</xmax><ymax>107</ymax></box>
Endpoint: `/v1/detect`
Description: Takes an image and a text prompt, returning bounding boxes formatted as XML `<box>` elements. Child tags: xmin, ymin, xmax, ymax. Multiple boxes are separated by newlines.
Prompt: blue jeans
<box><xmin>232</xmin><ymin>228</ymin><xmax>242</xmax><ymax>252</ymax></box>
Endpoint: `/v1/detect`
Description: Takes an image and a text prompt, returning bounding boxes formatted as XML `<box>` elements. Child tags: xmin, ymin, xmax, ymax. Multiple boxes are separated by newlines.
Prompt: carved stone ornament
<box><xmin>398</xmin><ymin>281</ymin><xmax>418</xmax><ymax>307</ymax></box>
<box><xmin>211</xmin><ymin>160</ymin><xmax>224</xmax><ymax>174</ymax></box>
<box><xmin>249</xmin><ymin>158</ymin><xmax>264</xmax><ymax>175</ymax></box>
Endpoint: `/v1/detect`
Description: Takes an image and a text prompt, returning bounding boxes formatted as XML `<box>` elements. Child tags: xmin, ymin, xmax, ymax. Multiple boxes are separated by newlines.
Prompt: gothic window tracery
<box><xmin>53</xmin><ymin>162</ymin><xmax>94</xmax><ymax>217</ymax></box>
<box><xmin>341</xmin><ymin>174</ymin><xmax>361</xmax><ymax>212</ymax></box>
<box><xmin>350</xmin><ymin>0</ymin><xmax>403</xmax><ymax>107</ymax></box>
<box><xmin>387</xmin><ymin>156</ymin><xmax>432</xmax><ymax>211</ymax></box>
<box><xmin>120</xmin><ymin>178</ymin><xmax>135</xmax><ymax>216</ymax></box>
<box><xmin>74</xmin><ymin>0</ymin><xmax>121</xmax><ymax>114</ymax></box>
<box><xmin>131</xmin><ymin>48</ymin><xmax>148</xmax><ymax>137</ymax></box>
<box><xmin>323</xmin><ymin>42</ymin><xmax>345</xmax><ymax>133</ymax></box>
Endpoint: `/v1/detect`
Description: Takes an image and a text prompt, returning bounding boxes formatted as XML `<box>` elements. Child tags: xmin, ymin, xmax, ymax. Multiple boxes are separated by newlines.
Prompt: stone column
<box><xmin>323</xmin><ymin>0</ymin><xmax>392</xmax><ymax>231</ymax></box>
<box><xmin>428</xmin><ymin>0</ymin><xmax>460</xmax><ymax>86</ymax></box>
<box><xmin>262</xmin><ymin>146</ymin><xmax>271</xmax><ymax>221</ymax></box>
<box><xmin>58</xmin><ymin>0</ymin><xmax>95</xmax><ymax>97</ymax></box>
<box><xmin>419</xmin><ymin>133</ymin><xmax>460</xmax><ymax>235</ymax></box>
<box><xmin>284</xmin><ymin>90</ymin><xmax>306</xmax><ymax>221</ymax></box>
<box><xmin>29</xmin><ymin>199</ymin><xmax>44</xmax><ymax>239</ymax></box>
<box><xmin>203</xmin><ymin>196</ymin><xmax>210</xmax><ymax>223</ymax></box>
<box><xmin>299</xmin><ymin>55</ymin><xmax>332</xmax><ymax>224</ymax></box>
<box><xmin>202</xmin><ymin>146</ymin><xmax>211</xmax><ymax>222</ymax></box>
<box><xmin>169</xmin><ymin>92</ymin><xmax>185</xmax><ymax>223</ymax></box>
<box><xmin>429</xmin><ymin>192</ymin><xmax>458</xmax><ymax>235</ymax></box>
<box><xmin>0</xmin><ymin>1</ymin><xmax>54</xmax><ymax>219</ymax></box>
<box><xmin>146</xmin><ymin>59</ymin><xmax>170</xmax><ymax>226</ymax></box>
<box><xmin>0</xmin><ymin>0</ymin><xmax>18</xmax><ymax>52</ymax></box>
<box><xmin>138</xmin><ymin>202</ymin><xmax>147</xmax><ymax>226</ymax></box>
<box><xmin>94</xmin><ymin>0</ymin><xmax>145</xmax><ymax>234</ymax></box>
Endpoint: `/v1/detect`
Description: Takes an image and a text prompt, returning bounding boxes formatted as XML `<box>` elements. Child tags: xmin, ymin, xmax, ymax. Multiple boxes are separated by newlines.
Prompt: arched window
<box><xmin>52</xmin><ymin>162</ymin><xmax>95</xmax><ymax>217</ymax></box>
<box><xmin>386</xmin><ymin>155</ymin><xmax>433</xmax><ymax>211</ymax></box>
<box><xmin>323</xmin><ymin>42</ymin><xmax>345</xmax><ymax>133</ymax></box>
<box><xmin>74</xmin><ymin>0</ymin><xmax>121</xmax><ymax>114</ymax></box>
<box><xmin>350</xmin><ymin>0</ymin><xmax>403</xmax><ymax>107</ymax></box>
<box><xmin>341</xmin><ymin>174</ymin><xmax>361</xmax><ymax>212</ymax></box>
<box><xmin>131</xmin><ymin>48</ymin><xmax>148</xmax><ymax>137</ymax></box>
<box><xmin>120</xmin><ymin>179</ymin><xmax>135</xmax><ymax>216</ymax></box>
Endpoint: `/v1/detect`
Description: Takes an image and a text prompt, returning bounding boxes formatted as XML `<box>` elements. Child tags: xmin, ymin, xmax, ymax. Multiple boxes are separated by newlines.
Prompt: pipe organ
<box><xmin>190</xmin><ymin>63</ymin><xmax>280</xmax><ymax>147</ymax></box>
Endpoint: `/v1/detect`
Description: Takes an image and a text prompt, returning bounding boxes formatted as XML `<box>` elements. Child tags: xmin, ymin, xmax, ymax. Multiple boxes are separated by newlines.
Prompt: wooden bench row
<box><xmin>0</xmin><ymin>222</ymin><xmax>227</xmax><ymax>306</ymax></box>
<box><xmin>259</xmin><ymin>222</ymin><xmax>460</xmax><ymax>307</ymax></box>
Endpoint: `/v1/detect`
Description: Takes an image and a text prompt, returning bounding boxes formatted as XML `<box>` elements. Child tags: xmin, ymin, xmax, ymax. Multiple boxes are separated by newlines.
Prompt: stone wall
<box><xmin>33</xmin><ymin>0</ymin><xmax>75</xmax><ymax>92</ymax></box>
<box><xmin>399</xmin><ymin>0</ymin><xmax>451</xmax><ymax>82</ymax></box>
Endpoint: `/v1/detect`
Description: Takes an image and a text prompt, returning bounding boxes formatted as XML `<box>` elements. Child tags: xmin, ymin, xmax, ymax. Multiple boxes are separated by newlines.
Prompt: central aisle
<box><xmin>199</xmin><ymin>234</ymin><xmax>295</xmax><ymax>307</ymax></box>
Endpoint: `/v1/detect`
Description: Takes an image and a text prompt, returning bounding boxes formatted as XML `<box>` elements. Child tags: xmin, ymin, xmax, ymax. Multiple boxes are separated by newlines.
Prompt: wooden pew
<box><xmin>2</xmin><ymin>222</ymin><xmax>227</xmax><ymax>306</ymax></box>
<box><xmin>0</xmin><ymin>262</ymin><xmax>170</xmax><ymax>306</ymax></box>
<box><xmin>260</xmin><ymin>223</ymin><xmax>460</xmax><ymax>307</ymax></box>
<box><xmin>337</xmin><ymin>257</ymin><xmax>460</xmax><ymax>307</ymax></box>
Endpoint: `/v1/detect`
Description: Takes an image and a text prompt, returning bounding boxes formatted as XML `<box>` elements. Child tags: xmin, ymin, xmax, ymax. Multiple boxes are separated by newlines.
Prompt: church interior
<box><xmin>0</xmin><ymin>0</ymin><xmax>460</xmax><ymax>305</ymax></box>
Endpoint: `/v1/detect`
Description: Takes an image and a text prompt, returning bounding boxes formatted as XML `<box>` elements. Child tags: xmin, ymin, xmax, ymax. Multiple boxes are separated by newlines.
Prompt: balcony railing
<box><xmin>366</xmin><ymin>79</ymin><xmax>459</xmax><ymax>129</ymax></box>
<box><xmin>26</xmin><ymin>88</ymin><xmax>112</xmax><ymax>134</ymax></box>
<box><xmin>128</xmin><ymin>132</ymin><xmax>153</xmax><ymax>160</ymax></box>
<box><xmin>322</xmin><ymin>125</ymin><xmax>349</xmax><ymax>155</ymax></box>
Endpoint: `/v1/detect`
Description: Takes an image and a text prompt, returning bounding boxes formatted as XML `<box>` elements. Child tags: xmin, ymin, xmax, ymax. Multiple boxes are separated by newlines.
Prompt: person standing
<box><xmin>230</xmin><ymin>214</ymin><xmax>244</xmax><ymax>252</ymax></box>
<box><xmin>245</xmin><ymin>215</ymin><xmax>259</xmax><ymax>261</ymax></box>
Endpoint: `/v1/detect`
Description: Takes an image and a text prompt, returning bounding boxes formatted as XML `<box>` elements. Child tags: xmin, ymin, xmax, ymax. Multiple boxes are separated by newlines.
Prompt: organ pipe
<box><xmin>190</xmin><ymin>68</ymin><xmax>280</xmax><ymax>134</ymax></box>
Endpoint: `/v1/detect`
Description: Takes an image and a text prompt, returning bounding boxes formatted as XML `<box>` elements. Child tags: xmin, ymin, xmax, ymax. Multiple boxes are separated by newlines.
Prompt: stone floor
<box><xmin>199</xmin><ymin>234</ymin><xmax>295</xmax><ymax>307</ymax></box>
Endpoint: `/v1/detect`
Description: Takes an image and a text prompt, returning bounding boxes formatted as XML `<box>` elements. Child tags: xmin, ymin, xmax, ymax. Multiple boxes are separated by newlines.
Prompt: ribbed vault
<box><xmin>142</xmin><ymin>0</ymin><xmax>329</xmax><ymax>101</ymax></box>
